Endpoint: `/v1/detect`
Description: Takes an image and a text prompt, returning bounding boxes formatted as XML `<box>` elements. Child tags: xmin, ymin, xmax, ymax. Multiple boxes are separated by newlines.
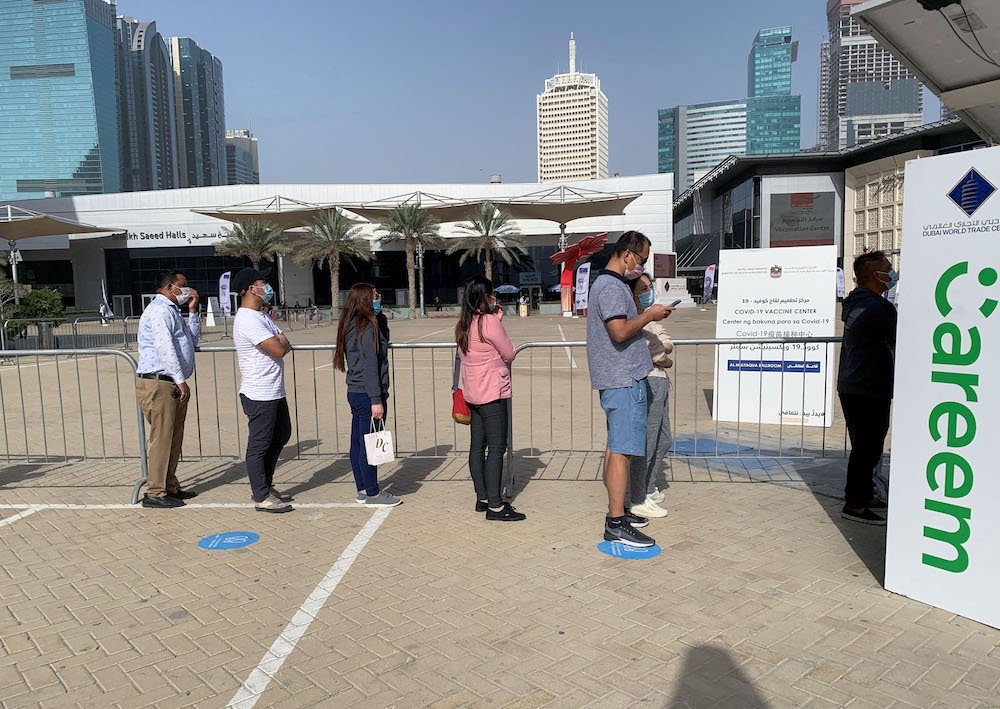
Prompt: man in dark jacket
<box><xmin>838</xmin><ymin>250</ymin><xmax>897</xmax><ymax>525</ymax></box>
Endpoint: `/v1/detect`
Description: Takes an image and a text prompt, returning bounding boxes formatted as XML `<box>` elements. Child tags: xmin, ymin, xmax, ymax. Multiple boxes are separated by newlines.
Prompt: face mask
<box><xmin>638</xmin><ymin>291</ymin><xmax>656</xmax><ymax>309</ymax></box>
<box><xmin>877</xmin><ymin>269</ymin><xmax>898</xmax><ymax>291</ymax></box>
<box><xmin>255</xmin><ymin>284</ymin><xmax>274</xmax><ymax>303</ymax></box>
<box><xmin>174</xmin><ymin>286</ymin><xmax>190</xmax><ymax>305</ymax></box>
<box><xmin>373</xmin><ymin>299</ymin><xmax>382</xmax><ymax>314</ymax></box>
<box><xmin>624</xmin><ymin>253</ymin><xmax>644</xmax><ymax>281</ymax></box>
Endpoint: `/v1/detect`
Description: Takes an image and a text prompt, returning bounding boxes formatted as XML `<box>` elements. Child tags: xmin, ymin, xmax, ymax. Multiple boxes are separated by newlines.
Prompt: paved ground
<box><xmin>2</xmin><ymin>455</ymin><xmax>999</xmax><ymax>709</ymax></box>
<box><xmin>2</xmin><ymin>310</ymin><xmax>990</xmax><ymax>708</ymax></box>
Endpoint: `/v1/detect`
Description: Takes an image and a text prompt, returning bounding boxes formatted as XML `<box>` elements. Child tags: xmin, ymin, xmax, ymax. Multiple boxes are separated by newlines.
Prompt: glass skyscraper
<box><xmin>659</xmin><ymin>26</ymin><xmax>801</xmax><ymax>193</ymax></box>
<box><xmin>0</xmin><ymin>0</ymin><xmax>121</xmax><ymax>200</ymax></box>
<box><xmin>117</xmin><ymin>17</ymin><xmax>179</xmax><ymax>192</ymax></box>
<box><xmin>170</xmin><ymin>37</ymin><xmax>226</xmax><ymax>188</ymax></box>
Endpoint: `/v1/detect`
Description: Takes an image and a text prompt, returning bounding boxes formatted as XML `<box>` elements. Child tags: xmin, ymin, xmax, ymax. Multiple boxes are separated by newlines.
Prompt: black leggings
<box><xmin>840</xmin><ymin>393</ymin><xmax>891</xmax><ymax>509</ymax></box>
<box><xmin>468</xmin><ymin>399</ymin><xmax>508</xmax><ymax>508</ymax></box>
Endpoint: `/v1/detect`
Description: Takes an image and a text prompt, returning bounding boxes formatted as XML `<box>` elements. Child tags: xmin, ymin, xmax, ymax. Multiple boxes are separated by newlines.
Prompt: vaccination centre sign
<box><xmin>885</xmin><ymin>145</ymin><xmax>1000</xmax><ymax>630</ymax></box>
<box><xmin>714</xmin><ymin>245</ymin><xmax>837</xmax><ymax>427</ymax></box>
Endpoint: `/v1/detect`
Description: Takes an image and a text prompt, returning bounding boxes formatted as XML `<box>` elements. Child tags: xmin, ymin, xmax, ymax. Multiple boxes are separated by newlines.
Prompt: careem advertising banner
<box><xmin>886</xmin><ymin>146</ymin><xmax>1000</xmax><ymax>629</ymax></box>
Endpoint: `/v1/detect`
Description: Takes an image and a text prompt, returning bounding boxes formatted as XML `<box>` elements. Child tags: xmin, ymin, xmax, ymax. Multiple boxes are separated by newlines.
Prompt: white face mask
<box><xmin>174</xmin><ymin>286</ymin><xmax>191</xmax><ymax>305</ymax></box>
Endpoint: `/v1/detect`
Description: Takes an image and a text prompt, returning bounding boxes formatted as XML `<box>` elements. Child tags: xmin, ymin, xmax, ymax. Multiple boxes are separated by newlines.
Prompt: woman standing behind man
<box><xmin>628</xmin><ymin>273</ymin><xmax>673</xmax><ymax>519</ymax></box>
<box><xmin>334</xmin><ymin>284</ymin><xmax>401</xmax><ymax>507</ymax></box>
<box><xmin>456</xmin><ymin>276</ymin><xmax>525</xmax><ymax>521</ymax></box>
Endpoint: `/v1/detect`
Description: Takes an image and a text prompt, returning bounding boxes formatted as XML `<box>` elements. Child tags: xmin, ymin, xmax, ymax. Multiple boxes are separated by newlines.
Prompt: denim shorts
<box><xmin>599</xmin><ymin>379</ymin><xmax>648</xmax><ymax>457</ymax></box>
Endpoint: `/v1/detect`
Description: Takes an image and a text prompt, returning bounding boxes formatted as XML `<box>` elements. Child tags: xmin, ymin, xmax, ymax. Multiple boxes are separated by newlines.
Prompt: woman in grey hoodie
<box><xmin>334</xmin><ymin>284</ymin><xmax>401</xmax><ymax>507</ymax></box>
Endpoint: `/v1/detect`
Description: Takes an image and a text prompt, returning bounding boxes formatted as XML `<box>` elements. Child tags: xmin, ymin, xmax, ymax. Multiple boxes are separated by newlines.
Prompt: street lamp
<box><xmin>416</xmin><ymin>241</ymin><xmax>426</xmax><ymax>317</ymax></box>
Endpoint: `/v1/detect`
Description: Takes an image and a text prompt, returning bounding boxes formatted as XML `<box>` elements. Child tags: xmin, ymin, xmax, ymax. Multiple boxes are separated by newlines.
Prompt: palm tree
<box><xmin>447</xmin><ymin>201</ymin><xmax>527</xmax><ymax>281</ymax></box>
<box><xmin>375</xmin><ymin>204</ymin><xmax>441</xmax><ymax>319</ymax></box>
<box><xmin>214</xmin><ymin>219</ymin><xmax>285</xmax><ymax>270</ymax></box>
<box><xmin>290</xmin><ymin>209</ymin><xmax>372</xmax><ymax>319</ymax></box>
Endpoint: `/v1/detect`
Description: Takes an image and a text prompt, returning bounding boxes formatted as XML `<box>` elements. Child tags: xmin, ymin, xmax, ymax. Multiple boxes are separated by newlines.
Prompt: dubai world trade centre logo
<box><xmin>947</xmin><ymin>168</ymin><xmax>996</xmax><ymax>217</ymax></box>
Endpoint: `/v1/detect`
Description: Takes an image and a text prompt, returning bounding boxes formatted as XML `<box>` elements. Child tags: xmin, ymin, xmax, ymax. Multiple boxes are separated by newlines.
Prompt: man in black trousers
<box><xmin>837</xmin><ymin>250</ymin><xmax>898</xmax><ymax>525</ymax></box>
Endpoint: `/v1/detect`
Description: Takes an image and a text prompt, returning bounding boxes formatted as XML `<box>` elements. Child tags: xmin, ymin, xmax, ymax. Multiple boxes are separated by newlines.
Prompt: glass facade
<box><xmin>713</xmin><ymin>178</ymin><xmax>759</xmax><ymax>250</ymax></box>
<box><xmin>0</xmin><ymin>0</ymin><xmax>121</xmax><ymax>200</ymax></box>
<box><xmin>747</xmin><ymin>94</ymin><xmax>801</xmax><ymax>154</ymax></box>
<box><xmin>171</xmin><ymin>37</ymin><xmax>225</xmax><ymax>188</ymax></box>
<box><xmin>747</xmin><ymin>27</ymin><xmax>794</xmax><ymax>98</ymax></box>
<box><xmin>657</xmin><ymin>108</ymin><xmax>678</xmax><ymax>176</ymax></box>
<box><xmin>117</xmin><ymin>18</ymin><xmax>178</xmax><ymax>191</ymax></box>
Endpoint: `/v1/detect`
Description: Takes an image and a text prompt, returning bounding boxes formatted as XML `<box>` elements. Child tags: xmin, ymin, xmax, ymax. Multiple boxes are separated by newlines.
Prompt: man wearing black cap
<box><xmin>231</xmin><ymin>267</ymin><xmax>295</xmax><ymax>513</ymax></box>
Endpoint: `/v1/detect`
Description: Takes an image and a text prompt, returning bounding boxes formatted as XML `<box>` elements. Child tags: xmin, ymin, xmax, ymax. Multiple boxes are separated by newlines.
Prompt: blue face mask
<box><xmin>638</xmin><ymin>291</ymin><xmax>656</xmax><ymax>309</ymax></box>
<box><xmin>373</xmin><ymin>299</ymin><xmax>382</xmax><ymax>314</ymax></box>
<box><xmin>878</xmin><ymin>268</ymin><xmax>898</xmax><ymax>290</ymax></box>
<box><xmin>259</xmin><ymin>284</ymin><xmax>274</xmax><ymax>303</ymax></box>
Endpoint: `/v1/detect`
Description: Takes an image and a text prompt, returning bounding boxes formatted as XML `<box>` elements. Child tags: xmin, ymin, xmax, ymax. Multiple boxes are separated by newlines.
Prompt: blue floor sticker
<box><xmin>597</xmin><ymin>541</ymin><xmax>662</xmax><ymax>559</ymax></box>
<box><xmin>198</xmin><ymin>531</ymin><xmax>260</xmax><ymax>550</ymax></box>
<box><xmin>671</xmin><ymin>437</ymin><xmax>757</xmax><ymax>456</ymax></box>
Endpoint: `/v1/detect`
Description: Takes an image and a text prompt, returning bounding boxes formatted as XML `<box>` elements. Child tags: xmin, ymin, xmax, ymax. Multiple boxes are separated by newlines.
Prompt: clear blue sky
<box><xmin>121</xmin><ymin>0</ymin><xmax>934</xmax><ymax>185</ymax></box>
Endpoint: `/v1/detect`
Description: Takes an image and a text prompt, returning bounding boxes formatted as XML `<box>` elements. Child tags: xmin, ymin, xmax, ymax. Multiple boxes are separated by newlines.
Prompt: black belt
<box><xmin>137</xmin><ymin>373</ymin><xmax>175</xmax><ymax>383</ymax></box>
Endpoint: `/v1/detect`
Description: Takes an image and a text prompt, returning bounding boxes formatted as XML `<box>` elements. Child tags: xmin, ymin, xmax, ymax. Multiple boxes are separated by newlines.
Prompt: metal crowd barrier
<box><xmin>509</xmin><ymin>337</ymin><xmax>848</xmax><ymax>462</ymax></box>
<box><xmin>0</xmin><ymin>349</ymin><xmax>149</xmax><ymax>503</ymax></box>
<box><xmin>1</xmin><ymin>316</ymin><xmax>135</xmax><ymax>351</ymax></box>
<box><xmin>0</xmin><ymin>337</ymin><xmax>850</xmax><ymax>503</ymax></box>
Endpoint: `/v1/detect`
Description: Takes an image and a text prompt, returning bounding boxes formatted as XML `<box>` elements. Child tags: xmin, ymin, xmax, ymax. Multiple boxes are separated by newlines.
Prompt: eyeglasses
<box><xmin>629</xmin><ymin>250</ymin><xmax>648</xmax><ymax>267</ymax></box>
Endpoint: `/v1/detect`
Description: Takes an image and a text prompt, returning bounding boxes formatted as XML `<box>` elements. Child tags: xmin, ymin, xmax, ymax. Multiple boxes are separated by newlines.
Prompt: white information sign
<box><xmin>714</xmin><ymin>246</ymin><xmax>837</xmax><ymax>427</ymax></box>
<box><xmin>885</xmin><ymin>146</ymin><xmax>1000</xmax><ymax>629</ymax></box>
<box><xmin>206</xmin><ymin>297</ymin><xmax>220</xmax><ymax>328</ymax></box>
<box><xmin>574</xmin><ymin>263</ymin><xmax>591</xmax><ymax>311</ymax></box>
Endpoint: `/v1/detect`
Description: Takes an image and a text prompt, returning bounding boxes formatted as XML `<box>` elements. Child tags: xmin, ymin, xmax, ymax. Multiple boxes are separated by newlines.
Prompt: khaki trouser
<box><xmin>136</xmin><ymin>378</ymin><xmax>189</xmax><ymax>498</ymax></box>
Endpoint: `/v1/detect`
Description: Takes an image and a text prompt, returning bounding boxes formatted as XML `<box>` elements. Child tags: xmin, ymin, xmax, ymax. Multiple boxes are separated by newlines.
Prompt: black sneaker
<box><xmin>486</xmin><ymin>503</ymin><xmax>526</xmax><ymax>521</ymax></box>
<box><xmin>475</xmin><ymin>500</ymin><xmax>489</xmax><ymax>513</ymax></box>
<box><xmin>624</xmin><ymin>511</ymin><xmax>649</xmax><ymax>528</ymax></box>
<box><xmin>869</xmin><ymin>498</ymin><xmax>888</xmax><ymax>511</ymax></box>
<box><xmin>604</xmin><ymin>518</ymin><xmax>655</xmax><ymax>548</ymax></box>
<box><xmin>841</xmin><ymin>506</ymin><xmax>886</xmax><ymax>526</ymax></box>
<box><xmin>167</xmin><ymin>488</ymin><xmax>198</xmax><ymax>500</ymax></box>
<box><xmin>141</xmin><ymin>493</ymin><xmax>185</xmax><ymax>508</ymax></box>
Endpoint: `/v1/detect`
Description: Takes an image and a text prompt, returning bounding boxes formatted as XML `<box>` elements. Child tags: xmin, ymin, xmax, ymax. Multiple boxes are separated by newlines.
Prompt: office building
<box><xmin>169</xmin><ymin>37</ymin><xmax>226</xmax><ymax>188</ymax></box>
<box><xmin>226</xmin><ymin>129</ymin><xmax>260</xmax><ymax>185</ymax></box>
<box><xmin>660</xmin><ymin>27</ymin><xmax>800</xmax><ymax>193</ymax></box>
<box><xmin>5</xmin><ymin>173</ymin><xmax>671</xmax><ymax>312</ymax></box>
<box><xmin>0</xmin><ymin>0</ymin><xmax>121</xmax><ymax>200</ymax></box>
<box><xmin>536</xmin><ymin>34</ymin><xmax>608</xmax><ymax>183</ymax></box>
<box><xmin>117</xmin><ymin>17</ymin><xmax>179</xmax><ymax>191</ymax></box>
<box><xmin>819</xmin><ymin>0</ymin><xmax>923</xmax><ymax>150</ymax></box>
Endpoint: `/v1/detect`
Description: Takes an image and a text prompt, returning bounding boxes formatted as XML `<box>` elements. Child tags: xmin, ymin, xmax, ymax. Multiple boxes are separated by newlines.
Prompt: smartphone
<box><xmin>669</xmin><ymin>299</ymin><xmax>682</xmax><ymax>307</ymax></box>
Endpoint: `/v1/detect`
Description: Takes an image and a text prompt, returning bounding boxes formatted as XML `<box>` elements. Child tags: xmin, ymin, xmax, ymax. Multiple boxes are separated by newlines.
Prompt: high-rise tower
<box><xmin>536</xmin><ymin>34</ymin><xmax>609</xmax><ymax>183</ymax></box>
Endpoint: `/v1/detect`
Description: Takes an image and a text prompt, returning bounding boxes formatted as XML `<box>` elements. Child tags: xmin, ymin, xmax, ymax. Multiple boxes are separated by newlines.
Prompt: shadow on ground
<box><xmin>667</xmin><ymin>643</ymin><xmax>772</xmax><ymax>708</ymax></box>
<box><xmin>505</xmin><ymin>450</ymin><xmax>548</xmax><ymax>501</ymax></box>
<box><xmin>379</xmin><ymin>445</ymin><xmax>454</xmax><ymax>497</ymax></box>
<box><xmin>0</xmin><ymin>463</ymin><xmax>53</xmax><ymax>487</ymax></box>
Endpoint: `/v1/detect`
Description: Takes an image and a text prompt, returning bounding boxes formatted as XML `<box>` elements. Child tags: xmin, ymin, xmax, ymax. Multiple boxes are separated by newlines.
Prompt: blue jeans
<box><xmin>599</xmin><ymin>379</ymin><xmax>648</xmax><ymax>457</ymax></box>
<box><xmin>348</xmin><ymin>392</ymin><xmax>387</xmax><ymax>497</ymax></box>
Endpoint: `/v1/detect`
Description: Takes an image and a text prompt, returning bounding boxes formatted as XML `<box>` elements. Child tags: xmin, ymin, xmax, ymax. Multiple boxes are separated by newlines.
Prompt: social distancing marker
<box><xmin>597</xmin><ymin>541</ymin><xmax>662</xmax><ymax>559</ymax></box>
<box><xmin>198</xmin><ymin>531</ymin><xmax>260</xmax><ymax>550</ymax></box>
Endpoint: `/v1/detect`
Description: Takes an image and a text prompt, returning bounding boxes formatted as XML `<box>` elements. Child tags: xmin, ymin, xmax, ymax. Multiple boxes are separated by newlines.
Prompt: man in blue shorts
<box><xmin>587</xmin><ymin>231</ymin><xmax>672</xmax><ymax>547</ymax></box>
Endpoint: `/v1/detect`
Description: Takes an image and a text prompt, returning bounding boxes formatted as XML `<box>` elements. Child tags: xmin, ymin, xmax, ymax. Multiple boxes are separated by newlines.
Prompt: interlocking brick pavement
<box><xmin>1</xmin><ymin>455</ymin><xmax>999</xmax><ymax>708</ymax></box>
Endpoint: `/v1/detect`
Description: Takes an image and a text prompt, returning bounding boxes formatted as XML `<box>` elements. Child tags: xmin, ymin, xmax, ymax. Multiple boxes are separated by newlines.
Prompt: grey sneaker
<box><xmin>270</xmin><ymin>487</ymin><xmax>293</xmax><ymax>502</ymax></box>
<box><xmin>255</xmin><ymin>494</ymin><xmax>293</xmax><ymax>513</ymax></box>
<box><xmin>364</xmin><ymin>491</ymin><xmax>401</xmax><ymax>507</ymax></box>
<box><xmin>355</xmin><ymin>490</ymin><xmax>366</xmax><ymax>504</ymax></box>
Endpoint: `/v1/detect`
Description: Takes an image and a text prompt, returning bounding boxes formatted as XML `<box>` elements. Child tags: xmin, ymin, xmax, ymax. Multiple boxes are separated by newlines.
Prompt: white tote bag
<box><xmin>363</xmin><ymin>418</ymin><xmax>396</xmax><ymax>466</ymax></box>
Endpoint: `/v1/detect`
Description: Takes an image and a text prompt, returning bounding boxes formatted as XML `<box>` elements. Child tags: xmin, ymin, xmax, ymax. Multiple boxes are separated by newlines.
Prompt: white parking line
<box><xmin>0</xmin><ymin>506</ymin><xmax>41</xmax><ymax>527</ymax></box>
<box><xmin>227</xmin><ymin>506</ymin><xmax>392</xmax><ymax>708</ymax></box>
<box><xmin>557</xmin><ymin>324</ymin><xmax>578</xmax><ymax>369</ymax></box>
<box><xmin>0</xmin><ymin>502</ymin><xmax>363</xmax><ymax>510</ymax></box>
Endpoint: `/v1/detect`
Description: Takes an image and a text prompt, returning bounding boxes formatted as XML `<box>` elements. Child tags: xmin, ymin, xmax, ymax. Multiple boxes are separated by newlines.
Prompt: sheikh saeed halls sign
<box><xmin>111</xmin><ymin>229</ymin><xmax>226</xmax><ymax>247</ymax></box>
<box><xmin>886</xmin><ymin>146</ymin><xmax>1000</xmax><ymax>629</ymax></box>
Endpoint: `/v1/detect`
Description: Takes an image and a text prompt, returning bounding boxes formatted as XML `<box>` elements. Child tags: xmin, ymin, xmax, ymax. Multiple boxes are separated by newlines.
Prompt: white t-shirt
<box><xmin>233</xmin><ymin>308</ymin><xmax>286</xmax><ymax>401</ymax></box>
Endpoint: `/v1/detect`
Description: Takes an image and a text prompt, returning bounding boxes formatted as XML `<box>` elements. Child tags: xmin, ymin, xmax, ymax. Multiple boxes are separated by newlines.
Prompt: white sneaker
<box><xmin>355</xmin><ymin>491</ymin><xmax>366</xmax><ymax>504</ymax></box>
<box><xmin>630</xmin><ymin>500</ymin><xmax>668</xmax><ymax>518</ymax></box>
<box><xmin>255</xmin><ymin>494</ymin><xmax>293</xmax><ymax>513</ymax></box>
<box><xmin>649</xmin><ymin>488</ymin><xmax>665</xmax><ymax>503</ymax></box>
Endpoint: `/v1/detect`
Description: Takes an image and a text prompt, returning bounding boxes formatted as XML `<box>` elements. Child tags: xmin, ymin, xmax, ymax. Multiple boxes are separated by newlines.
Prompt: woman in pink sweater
<box><xmin>455</xmin><ymin>276</ymin><xmax>525</xmax><ymax>521</ymax></box>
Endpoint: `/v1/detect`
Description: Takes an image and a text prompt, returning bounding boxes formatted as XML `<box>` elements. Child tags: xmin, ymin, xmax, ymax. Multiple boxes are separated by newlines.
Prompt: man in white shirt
<box><xmin>231</xmin><ymin>267</ymin><xmax>294</xmax><ymax>513</ymax></box>
<box><xmin>135</xmin><ymin>269</ymin><xmax>201</xmax><ymax>508</ymax></box>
